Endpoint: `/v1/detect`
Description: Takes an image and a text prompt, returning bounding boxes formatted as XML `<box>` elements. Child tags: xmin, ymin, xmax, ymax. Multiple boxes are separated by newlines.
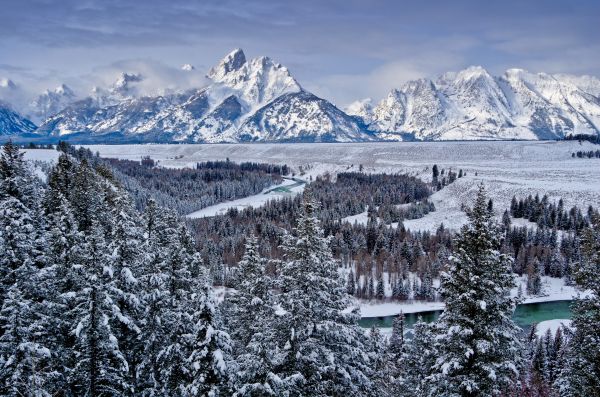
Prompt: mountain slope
<box><xmin>239</xmin><ymin>91</ymin><xmax>370</xmax><ymax>142</ymax></box>
<box><xmin>0</xmin><ymin>101</ymin><xmax>37</xmax><ymax>135</ymax></box>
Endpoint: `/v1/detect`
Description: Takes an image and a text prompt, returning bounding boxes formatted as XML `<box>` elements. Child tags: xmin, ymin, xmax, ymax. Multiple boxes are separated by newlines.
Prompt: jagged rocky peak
<box><xmin>402</xmin><ymin>78</ymin><xmax>438</xmax><ymax>95</ymax></box>
<box><xmin>111</xmin><ymin>72</ymin><xmax>143</xmax><ymax>96</ymax></box>
<box><xmin>206</xmin><ymin>49</ymin><xmax>301</xmax><ymax>108</ymax></box>
<box><xmin>207</xmin><ymin>48</ymin><xmax>247</xmax><ymax>80</ymax></box>
<box><xmin>28</xmin><ymin>83</ymin><xmax>78</xmax><ymax>122</ymax></box>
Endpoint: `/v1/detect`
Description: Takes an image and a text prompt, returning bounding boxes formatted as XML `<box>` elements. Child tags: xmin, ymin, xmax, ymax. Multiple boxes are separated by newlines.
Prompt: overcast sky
<box><xmin>1</xmin><ymin>0</ymin><xmax>598</xmax><ymax>106</ymax></box>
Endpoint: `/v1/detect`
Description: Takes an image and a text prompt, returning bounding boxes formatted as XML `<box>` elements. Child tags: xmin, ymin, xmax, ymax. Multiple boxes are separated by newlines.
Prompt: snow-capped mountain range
<box><xmin>1</xmin><ymin>50</ymin><xmax>599</xmax><ymax>143</ymax></box>
<box><xmin>349</xmin><ymin>67</ymin><xmax>600</xmax><ymax>141</ymax></box>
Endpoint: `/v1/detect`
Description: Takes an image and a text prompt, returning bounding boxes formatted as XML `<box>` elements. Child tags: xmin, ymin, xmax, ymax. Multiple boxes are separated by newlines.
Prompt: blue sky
<box><xmin>1</xmin><ymin>0</ymin><xmax>598</xmax><ymax>105</ymax></box>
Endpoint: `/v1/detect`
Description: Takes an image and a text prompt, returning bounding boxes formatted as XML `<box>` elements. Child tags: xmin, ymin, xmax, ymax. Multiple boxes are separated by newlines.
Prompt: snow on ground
<box><xmin>23</xmin><ymin>149</ymin><xmax>60</xmax><ymax>181</ymax></box>
<box><xmin>342</xmin><ymin>210</ymin><xmax>369</xmax><ymax>225</ymax></box>
<box><xmin>360</xmin><ymin>275</ymin><xmax>581</xmax><ymax>318</ymax></box>
<box><xmin>86</xmin><ymin>141</ymin><xmax>600</xmax><ymax>232</ymax></box>
<box><xmin>23</xmin><ymin>149</ymin><xmax>60</xmax><ymax>163</ymax></box>
<box><xmin>186</xmin><ymin>177</ymin><xmax>305</xmax><ymax>218</ymax></box>
<box><xmin>535</xmin><ymin>319</ymin><xmax>573</xmax><ymax>337</ymax></box>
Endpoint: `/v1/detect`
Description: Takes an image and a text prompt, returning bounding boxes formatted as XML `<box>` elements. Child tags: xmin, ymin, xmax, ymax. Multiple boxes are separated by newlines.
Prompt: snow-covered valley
<box><xmin>88</xmin><ymin>140</ymin><xmax>600</xmax><ymax>232</ymax></box>
<box><xmin>84</xmin><ymin>140</ymin><xmax>598</xmax><ymax>328</ymax></box>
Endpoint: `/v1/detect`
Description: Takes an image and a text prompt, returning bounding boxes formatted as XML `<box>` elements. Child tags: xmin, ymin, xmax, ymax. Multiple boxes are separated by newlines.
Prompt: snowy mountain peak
<box><xmin>112</xmin><ymin>72</ymin><xmax>143</xmax><ymax>95</ymax></box>
<box><xmin>206</xmin><ymin>49</ymin><xmax>302</xmax><ymax>110</ymax></box>
<box><xmin>207</xmin><ymin>48</ymin><xmax>247</xmax><ymax>81</ymax></box>
<box><xmin>402</xmin><ymin>78</ymin><xmax>437</xmax><ymax>95</ymax></box>
<box><xmin>29</xmin><ymin>83</ymin><xmax>78</xmax><ymax>123</ymax></box>
<box><xmin>457</xmin><ymin>65</ymin><xmax>490</xmax><ymax>77</ymax></box>
<box><xmin>54</xmin><ymin>83</ymin><xmax>75</xmax><ymax>97</ymax></box>
<box><xmin>0</xmin><ymin>78</ymin><xmax>16</xmax><ymax>89</ymax></box>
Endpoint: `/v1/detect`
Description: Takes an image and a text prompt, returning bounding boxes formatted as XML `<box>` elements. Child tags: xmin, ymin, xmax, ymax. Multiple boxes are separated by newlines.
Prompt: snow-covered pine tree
<box><xmin>155</xmin><ymin>222</ymin><xmax>199</xmax><ymax>395</ymax></box>
<box><xmin>0</xmin><ymin>142</ymin><xmax>54</xmax><ymax>395</ymax></box>
<box><xmin>0</xmin><ymin>237</ymin><xmax>54</xmax><ymax>396</ymax></box>
<box><xmin>186</xmin><ymin>272</ymin><xmax>231</xmax><ymax>397</ymax></box>
<box><xmin>558</xmin><ymin>212</ymin><xmax>600</xmax><ymax>396</ymax></box>
<box><xmin>427</xmin><ymin>185</ymin><xmax>522</xmax><ymax>396</ymax></box>
<box><xmin>394</xmin><ymin>317</ymin><xmax>435</xmax><ymax>397</ymax></box>
<box><xmin>376</xmin><ymin>273</ymin><xmax>385</xmax><ymax>299</ymax></box>
<box><xmin>70</xmin><ymin>159</ymin><xmax>103</xmax><ymax>233</ymax></box>
<box><xmin>107</xmin><ymin>192</ymin><xmax>143</xmax><ymax>394</ymax></box>
<box><xmin>70</xmin><ymin>222</ymin><xmax>129</xmax><ymax>395</ymax></box>
<box><xmin>224</xmin><ymin>235</ymin><xmax>266</xmax><ymax>351</ymax></box>
<box><xmin>526</xmin><ymin>257</ymin><xmax>543</xmax><ymax>296</ymax></box>
<box><xmin>274</xmin><ymin>198</ymin><xmax>377</xmax><ymax>396</ymax></box>
<box><xmin>136</xmin><ymin>200</ymin><xmax>177</xmax><ymax>395</ymax></box>
<box><xmin>347</xmin><ymin>269</ymin><xmax>356</xmax><ymax>296</ymax></box>
<box><xmin>223</xmin><ymin>235</ymin><xmax>286</xmax><ymax>396</ymax></box>
<box><xmin>388</xmin><ymin>311</ymin><xmax>405</xmax><ymax>359</ymax></box>
<box><xmin>0</xmin><ymin>141</ymin><xmax>42</xmax><ymax>307</ymax></box>
<box><xmin>0</xmin><ymin>279</ymin><xmax>53</xmax><ymax>396</ymax></box>
<box><xmin>368</xmin><ymin>325</ymin><xmax>391</xmax><ymax>396</ymax></box>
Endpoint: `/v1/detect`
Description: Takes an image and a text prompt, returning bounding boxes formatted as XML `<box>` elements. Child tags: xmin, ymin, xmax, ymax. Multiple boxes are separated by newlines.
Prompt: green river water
<box><xmin>359</xmin><ymin>300</ymin><xmax>573</xmax><ymax>333</ymax></box>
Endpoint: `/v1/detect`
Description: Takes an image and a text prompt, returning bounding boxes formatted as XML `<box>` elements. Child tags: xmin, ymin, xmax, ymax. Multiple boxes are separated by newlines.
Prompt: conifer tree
<box><xmin>389</xmin><ymin>311</ymin><xmax>405</xmax><ymax>359</ymax></box>
<box><xmin>428</xmin><ymin>186</ymin><xmax>521</xmax><ymax>396</ymax></box>
<box><xmin>186</xmin><ymin>276</ymin><xmax>231</xmax><ymax>397</ymax></box>
<box><xmin>526</xmin><ymin>257</ymin><xmax>543</xmax><ymax>296</ymax></box>
<box><xmin>227</xmin><ymin>237</ymin><xmax>283</xmax><ymax>397</ymax></box>
<box><xmin>274</xmin><ymin>198</ymin><xmax>377</xmax><ymax>396</ymax></box>
<box><xmin>559</xmin><ymin>213</ymin><xmax>600</xmax><ymax>396</ymax></box>
<box><xmin>0</xmin><ymin>141</ymin><xmax>42</xmax><ymax>306</ymax></box>
<box><xmin>108</xmin><ymin>193</ymin><xmax>143</xmax><ymax>394</ymax></box>
<box><xmin>346</xmin><ymin>269</ymin><xmax>356</xmax><ymax>296</ymax></box>
<box><xmin>0</xmin><ymin>142</ymin><xmax>53</xmax><ymax>395</ymax></box>
<box><xmin>70</xmin><ymin>223</ymin><xmax>129</xmax><ymax>395</ymax></box>
<box><xmin>395</xmin><ymin>317</ymin><xmax>435</xmax><ymax>397</ymax></box>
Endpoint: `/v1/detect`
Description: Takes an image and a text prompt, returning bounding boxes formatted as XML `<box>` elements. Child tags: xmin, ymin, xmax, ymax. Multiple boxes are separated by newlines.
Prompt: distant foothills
<box><xmin>1</xmin><ymin>49</ymin><xmax>600</xmax><ymax>144</ymax></box>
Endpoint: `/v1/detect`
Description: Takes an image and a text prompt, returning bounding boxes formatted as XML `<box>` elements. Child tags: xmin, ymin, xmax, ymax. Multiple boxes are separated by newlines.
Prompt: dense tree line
<box><xmin>186</xmin><ymin>172</ymin><xmax>446</xmax><ymax>300</ymax></box>
<box><xmin>571</xmin><ymin>150</ymin><xmax>600</xmax><ymax>159</ymax></box>
<box><xmin>563</xmin><ymin>134</ymin><xmax>600</xmax><ymax>145</ymax></box>
<box><xmin>103</xmin><ymin>157</ymin><xmax>286</xmax><ymax>215</ymax></box>
<box><xmin>510</xmin><ymin>194</ymin><xmax>595</xmax><ymax>232</ymax></box>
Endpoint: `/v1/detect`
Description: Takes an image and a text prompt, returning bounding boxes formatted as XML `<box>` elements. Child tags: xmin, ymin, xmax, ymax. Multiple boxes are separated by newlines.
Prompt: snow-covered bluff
<box><xmin>347</xmin><ymin>66</ymin><xmax>600</xmax><ymax>140</ymax></box>
<box><xmin>34</xmin><ymin>49</ymin><xmax>368</xmax><ymax>143</ymax></box>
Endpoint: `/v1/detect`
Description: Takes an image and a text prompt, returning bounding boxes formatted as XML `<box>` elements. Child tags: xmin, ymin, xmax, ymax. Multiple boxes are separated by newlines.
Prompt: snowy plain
<box><xmin>86</xmin><ymin>140</ymin><xmax>600</xmax><ymax>232</ymax></box>
<box><xmin>535</xmin><ymin>319</ymin><xmax>573</xmax><ymax>337</ymax></box>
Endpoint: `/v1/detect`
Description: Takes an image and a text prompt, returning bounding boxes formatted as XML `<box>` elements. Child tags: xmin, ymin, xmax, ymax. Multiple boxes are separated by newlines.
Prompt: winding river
<box><xmin>359</xmin><ymin>300</ymin><xmax>573</xmax><ymax>332</ymax></box>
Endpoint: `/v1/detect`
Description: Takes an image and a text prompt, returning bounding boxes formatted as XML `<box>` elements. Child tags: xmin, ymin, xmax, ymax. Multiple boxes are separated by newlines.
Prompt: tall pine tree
<box><xmin>428</xmin><ymin>186</ymin><xmax>522</xmax><ymax>396</ymax></box>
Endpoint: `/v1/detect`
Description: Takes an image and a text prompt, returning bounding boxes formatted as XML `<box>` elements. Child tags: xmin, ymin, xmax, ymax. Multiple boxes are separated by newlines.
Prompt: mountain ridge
<box><xmin>1</xmin><ymin>50</ymin><xmax>600</xmax><ymax>143</ymax></box>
